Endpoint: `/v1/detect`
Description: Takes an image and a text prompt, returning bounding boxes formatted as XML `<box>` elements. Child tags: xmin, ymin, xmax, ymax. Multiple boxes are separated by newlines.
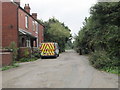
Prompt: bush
<box><xmin>19</xmin><ymin>57</ymin><xmax>38</xmax><ymax>62</ymax></box>
<box><xmin>32</xmin><ymin>48</ymin><xmax>41</xmax><ymax>58</ymax></box>
<box><xmin>32</xmin><ymin>53</ymin><xmax>41</xmax><ymax>58</ymax></box>
<box><xmin>19</xmin><ymin>58</ymin><xmax>29</xmax><ymax>62</ymax></box>
<box><xmin>89</xmin><ymin>50</ymin><xmax>112</xmax><ymax>69</ymax></box>
<box><xmin>101</xmin><ymin>67</ymin><xmax>119</xmax><ymax>75</ymax></box>
<box><xmin>24</xmin><ymin>48</ymin><xmax>30</xmax><ymax>58</ymax></box>
<box><xmin>89</xmin><ymin>50</ymin><xmax>119</xmax><ymax>75</ymax></box>
<box><xmin>5</xmin><ymin>42</ymin><xmax>18</xmax><ymax>62</ymax></box>
<box><xmin>74</xmin><ymin>2</ymin><xmax>119</xmax><ymax>75</ymax></box>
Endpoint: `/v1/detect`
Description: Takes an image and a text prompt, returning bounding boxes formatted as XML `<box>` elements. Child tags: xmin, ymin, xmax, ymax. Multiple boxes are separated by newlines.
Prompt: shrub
<box><xmin>32</xmin><ymin>48</ymin><xmax>41</xmax><ymax>58</ymax></box>
<box><xmin>89</xmin><ymin>50</ymin><xmax>112</xmax><ymax>69</ymax></box>
<box><xmin>19</xmin><ymin>58</ymin><xmax>29</xmax><ymax>62</ymax></box>
<box><xmin>101</xmin><ymin>67</ymin><xmax>119</xmax><ymax>75</ymax></box>
<box><xmin>24</xmin><ymin>48</ymin><xmax>30</xmax><ymax>58</ymax></box>
<box><xmin>89</xmin><ymin>50</ymin><xmax>119</xmax><ymax>75</ymax></box>
<box><xmin>5</xmin><ymin>42</ymin><xmax>18</xmax><ymax>62</ymax></box>
<box><xmin>32</xmin><ymin>53</ymin><xmax>41</xmax><ymax>58</ymax></box>
<box><xmin>29</xmin><ymin>57</ymin><xmax>38</xmax><ymax>61</ymax></box>
<box><xmin>19</xmin><ymin>57</ymin><xmax>38</xmax><ymax>62</ymax></box>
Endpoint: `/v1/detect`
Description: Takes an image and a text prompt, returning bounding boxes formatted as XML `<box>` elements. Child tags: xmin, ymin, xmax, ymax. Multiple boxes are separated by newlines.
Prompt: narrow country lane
<box><xmin>2</xmin><ymin>50</ymin><xmax>118</xmax><ymax>88</ymax></box>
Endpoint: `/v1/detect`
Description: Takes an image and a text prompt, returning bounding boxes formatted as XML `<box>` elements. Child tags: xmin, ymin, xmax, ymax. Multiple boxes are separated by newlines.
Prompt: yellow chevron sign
<box><xmin>40</xmin><ymin>43</ymin><xmax>55</xmax><ymax>56</ymax></box>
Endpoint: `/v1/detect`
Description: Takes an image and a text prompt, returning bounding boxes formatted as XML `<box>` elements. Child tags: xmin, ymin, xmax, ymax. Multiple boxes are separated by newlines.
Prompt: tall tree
<box><xmin>42</xmin><ymin>18</ymin><xmax>71</xmax><ymax>52</ymax></box>
<box><xmin>74</xmin><ymin>2</ymin><xmax>120</xmax><ymax>70</ymax></box>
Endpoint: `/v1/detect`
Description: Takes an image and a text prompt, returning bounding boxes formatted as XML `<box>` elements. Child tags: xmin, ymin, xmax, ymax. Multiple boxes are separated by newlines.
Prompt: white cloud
<box><xmin>21</xmin><ymin>0</ymin><xmax>97</xmax><ymax>36</ymax></box>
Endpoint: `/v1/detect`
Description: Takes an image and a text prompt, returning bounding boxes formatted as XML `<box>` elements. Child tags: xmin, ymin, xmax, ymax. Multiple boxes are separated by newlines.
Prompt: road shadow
<box><xmin>41</xmin><ymin>56</ymin><xmax>57</xmax><ymax>59</ymax></box>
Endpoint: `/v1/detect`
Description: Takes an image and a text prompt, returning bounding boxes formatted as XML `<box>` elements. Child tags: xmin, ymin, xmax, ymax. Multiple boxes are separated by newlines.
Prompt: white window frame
<box><xmin>26</xmin><ymin>38</ymin><xmax>31</xmax><ymax>47</ymax></box>
<box><xmin>32</xmin><ymin>21</ymin><xmax>35</xmax><ymax>31</ymax></box>
<box><xmin>35</xmin><ymin>22</ymin><xmax>38</xmax><ymax>34</ymax></box>
<box><xmin>25</xmin><ymin>15</ymin><xmax>29</xmax><ymax>29</ymax></box>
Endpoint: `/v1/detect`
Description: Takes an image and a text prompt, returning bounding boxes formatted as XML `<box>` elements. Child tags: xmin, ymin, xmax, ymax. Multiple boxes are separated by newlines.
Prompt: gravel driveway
<box><xmin>2</xmin><ymin>50</ymin><xmax>118</xmax><ymax>88</ymax></box>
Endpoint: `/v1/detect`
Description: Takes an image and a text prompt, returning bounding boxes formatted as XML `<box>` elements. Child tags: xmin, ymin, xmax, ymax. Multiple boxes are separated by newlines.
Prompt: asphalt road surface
<box><xmin>2</xmin><ymin>50</ymin><xmax>118</xmax><ymax>88</ymax></box>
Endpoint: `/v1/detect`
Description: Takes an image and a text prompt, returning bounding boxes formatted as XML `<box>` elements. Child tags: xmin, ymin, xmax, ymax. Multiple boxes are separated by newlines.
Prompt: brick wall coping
<box><xmin>0</xmin><ymin>52</ymin><xmax>11</xmax><ymax>54</ymax></box>
<box><xmin>0</xmin><ymin>49</ymin><xmax>12</xmax><ymax>52</ymax></box>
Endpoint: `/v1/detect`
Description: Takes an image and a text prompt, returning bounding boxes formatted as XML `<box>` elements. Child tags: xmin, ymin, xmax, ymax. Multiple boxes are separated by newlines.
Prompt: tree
<box><xmin>41</xmin><ymin>17</ymin><xmax>71</xmax><ymax>52</ymax></box>
<box><xmin>74</xmin><ymin>2</ymin><xmax>120</xmax><ymax>71</ymax></box>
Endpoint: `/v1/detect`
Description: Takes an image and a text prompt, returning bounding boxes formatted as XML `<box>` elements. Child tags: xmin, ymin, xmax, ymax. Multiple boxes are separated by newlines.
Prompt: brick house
<box><xmin>1</xmin><ymin>0</ymin><xmax>44</xmax><ymax>48</ymax></box>
<box><xmin>0</xmin><ymin>0</ymin><xmax>44</xmax><ymax>66</ymax></box>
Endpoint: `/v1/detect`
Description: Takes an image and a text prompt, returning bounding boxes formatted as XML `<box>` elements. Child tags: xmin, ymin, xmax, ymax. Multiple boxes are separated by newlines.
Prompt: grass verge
<box><xmin>17</xmin><ymin>57</ymin><xmax>38</xmax><ymax>63</ymax></box>
<box><xmin>100</xmin><ymin>67</ymin><xmax>119</xmax><ymax>75</ymax></box>
<box><xmin>0</xmin><ymin>63</ymin><xmax>19</xmax><ymax>71</ymax></box>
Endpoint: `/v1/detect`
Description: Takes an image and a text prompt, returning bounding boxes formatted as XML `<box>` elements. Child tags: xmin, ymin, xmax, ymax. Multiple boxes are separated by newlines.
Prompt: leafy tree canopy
<box><xmin>39</xmin><ymin>17</ymin><xmax>72</xmax><ymax>52</ymax></box>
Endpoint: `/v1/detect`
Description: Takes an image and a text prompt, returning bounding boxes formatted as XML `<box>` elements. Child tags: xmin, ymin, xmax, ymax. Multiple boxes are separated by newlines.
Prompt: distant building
<box><xmin>1</xmin><ymin>0</ymin><xmax>44</xmax><ymax>48</ymax></box>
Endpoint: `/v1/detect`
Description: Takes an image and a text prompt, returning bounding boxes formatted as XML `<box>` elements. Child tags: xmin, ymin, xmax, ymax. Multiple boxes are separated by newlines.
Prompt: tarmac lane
<box><xmin>2</xmin><ymin>50</ymin><xmax>118</xmax><ymax>88</ymax></box>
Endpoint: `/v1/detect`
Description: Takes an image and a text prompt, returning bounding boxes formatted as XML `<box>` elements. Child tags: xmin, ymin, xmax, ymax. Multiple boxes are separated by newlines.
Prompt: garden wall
<box><xmin>0</xmin><ymin>49</ymin><xmax>13</xmax><ymax>67</ymax></box>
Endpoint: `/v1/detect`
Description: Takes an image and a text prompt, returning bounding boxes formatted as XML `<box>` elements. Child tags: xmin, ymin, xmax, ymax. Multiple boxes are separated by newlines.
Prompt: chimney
<box><xmin>24</xmin><ymin>4</ymin><xmax>31</xmax><ymax>14</ymax></box>
<box><xmin>32</xmin><ymin>13</ymin><xmax>37</xmax><ymax>19</ymax></box>
<box><xmin>13</xmin><ymin>0</ymin><xmax>20</xmax><ymax>6</ymax></box>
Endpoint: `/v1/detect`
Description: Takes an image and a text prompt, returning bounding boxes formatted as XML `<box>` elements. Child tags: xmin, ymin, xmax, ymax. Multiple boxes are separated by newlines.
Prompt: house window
<box><xmin>26</xmin><ymin>38</ymin><xmax>31</xmax><ymax>47</ymax></box>
<box><xmin>33</xmin><ymin>21</ymin><xmax>38</xmax><ymax>33</ymax></box>
<box><xmin>32</xmin><ymin>21</ymin><xmax>35</xmax><ymax>31</ymax></box>
<box><xmin>36</xmin><ymin>22</ymin><xmax>38</xmax><ymax>34</ymax></box>
<box><xmin>25</xmin><ymin>15</ymin><xmax>29</xmax><ymax>29</ymax></box>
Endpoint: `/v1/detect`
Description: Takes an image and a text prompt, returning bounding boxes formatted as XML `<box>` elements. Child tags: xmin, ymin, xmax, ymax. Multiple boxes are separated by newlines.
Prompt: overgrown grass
<box><xmin>0</xmin><ymin>63</ymin><xmax>19</xmax><ymax>71</ymax></box>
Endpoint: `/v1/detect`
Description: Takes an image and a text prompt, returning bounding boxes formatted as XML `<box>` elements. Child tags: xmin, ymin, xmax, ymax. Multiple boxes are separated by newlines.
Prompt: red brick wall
<box><xmin>18</xmin><ymin>8</ymin><xmax>38</xmax><ymax>38</ymax></box>
<box><xmin>0</xmin><ymin>1</ymin><xmax>2</xmax><ymax>48</ymax></box>
<box><xmin>0</xmin><ymin>1</ymin><xmax>2</xmax><ymax>67</ymax></box>
<box><xmin>2</xmin><ymin>2</ymin><xmax>18</xmax><ymax>48</ymax></box>
<box><xmin>38</xmin><ymin>24</ymin><xmax>44</xmax><ymax>46</ymax></box>
<box><xmin>1</xmin><ymin>50</ymin><xmax>13</xmax><ymax>66</ymax></box>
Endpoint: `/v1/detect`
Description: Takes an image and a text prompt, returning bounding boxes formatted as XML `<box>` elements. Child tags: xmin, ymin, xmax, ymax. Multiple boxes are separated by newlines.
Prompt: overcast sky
<box><xmin>21</xmin><ymin>0</ymin><xmax>97</xmax><ymax>36</ymax></box>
